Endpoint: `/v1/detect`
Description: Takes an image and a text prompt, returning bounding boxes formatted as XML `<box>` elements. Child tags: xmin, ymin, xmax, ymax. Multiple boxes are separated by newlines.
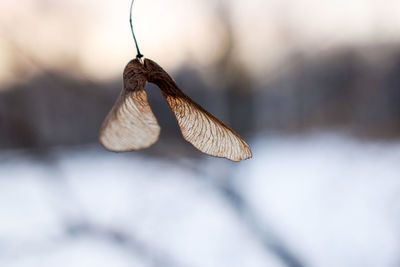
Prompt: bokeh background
<box><xmin>1</xmin><ymin>0</ymin><xmax>400</xmax><ymax>267</ymax></box>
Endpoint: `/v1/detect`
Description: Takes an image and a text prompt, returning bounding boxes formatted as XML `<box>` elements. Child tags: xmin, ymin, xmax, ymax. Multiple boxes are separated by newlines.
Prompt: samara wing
<box><xmin>99</xmin><ymin>59</ymin><xmax>161</xmax><ymax>151</ymax></box>
<box><xmin>143</xmin><ymin>58</ymin><xmax>252</xmax><ymax>162</ymax></box>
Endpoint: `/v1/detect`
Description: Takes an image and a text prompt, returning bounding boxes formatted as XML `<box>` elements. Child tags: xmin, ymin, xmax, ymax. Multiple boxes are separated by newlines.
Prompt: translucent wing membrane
<box><xmin>99</xmin><ymin>58</ymin><xmax>252</xmax><ymax>161</ymax></box>
<box><xmin>144</xmin><ymin>59</ymin><xmax>252</xmax><ymax>162</ymax></box>
<box><xmin>161</xmin><ymin>84</ymin><xmax>252</xmax><ymax>161</ymax></box>
<box><xmin>99</xmin><ymin>60</ymin><xmax>160</xmax><ymax>151</ymax></box>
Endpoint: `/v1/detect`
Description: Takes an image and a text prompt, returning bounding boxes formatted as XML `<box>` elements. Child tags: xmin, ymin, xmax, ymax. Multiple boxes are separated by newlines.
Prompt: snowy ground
<box><xmin>0</xmin><ymin>133</ymin><xmax>399</xmax><ymax>267</ymax></box>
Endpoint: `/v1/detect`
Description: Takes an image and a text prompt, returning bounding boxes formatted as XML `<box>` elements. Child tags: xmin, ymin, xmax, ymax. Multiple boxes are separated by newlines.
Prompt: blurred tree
<box><xmin>212</xmin><ymin>0</ymin><xmax>255</xmax><ymax>137</ymax></box>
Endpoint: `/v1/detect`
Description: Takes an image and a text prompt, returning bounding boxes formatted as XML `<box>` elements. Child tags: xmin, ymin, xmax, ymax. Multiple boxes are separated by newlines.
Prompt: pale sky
<box><xmin>0</xmin><ymin>0</ymin><xmax>400</xmax><ymax>86</ymax></box>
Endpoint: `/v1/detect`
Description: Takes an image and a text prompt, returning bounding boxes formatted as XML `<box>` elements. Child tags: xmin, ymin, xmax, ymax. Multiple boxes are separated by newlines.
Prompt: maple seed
<box><xmin>99</xmin><ymin>58</ymin><xmax>252</xmax><ymax>162</ymax></box>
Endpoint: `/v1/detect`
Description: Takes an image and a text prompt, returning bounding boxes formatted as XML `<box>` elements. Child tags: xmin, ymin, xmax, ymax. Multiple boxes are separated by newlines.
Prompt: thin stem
<box><xmin>130</xmin><ymin>0</ymin><xmax>143</xmax><ymax>58</ymax></box>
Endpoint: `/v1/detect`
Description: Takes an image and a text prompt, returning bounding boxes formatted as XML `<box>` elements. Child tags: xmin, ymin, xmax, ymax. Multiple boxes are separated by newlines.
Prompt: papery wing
<box><xmin>99</xmin><ymin>60</ymin><xmax>160</xmax><ymax>151</ymax></box>
<box><xmin>144</xmin><ymin>59</ymin><xmax>252</xmax><ymax>161</ymax></box>
<box><xmin>162</xmin><ymin>83</ymin><xmax>251</xmax><ymax>161</ymax></box>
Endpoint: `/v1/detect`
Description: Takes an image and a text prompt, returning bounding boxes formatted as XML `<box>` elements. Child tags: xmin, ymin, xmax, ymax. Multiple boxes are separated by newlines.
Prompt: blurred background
<box><xmin>1</xmin><ymin>0</ymin><xmax>400</xmax><ymax>267</ymax></box>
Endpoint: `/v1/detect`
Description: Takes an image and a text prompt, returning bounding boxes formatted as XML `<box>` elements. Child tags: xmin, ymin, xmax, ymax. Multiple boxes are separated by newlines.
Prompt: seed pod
<box><xmin>100</xmin><ymin>58</ymin><xmax>252</xmax><ymax>162</ymax></box>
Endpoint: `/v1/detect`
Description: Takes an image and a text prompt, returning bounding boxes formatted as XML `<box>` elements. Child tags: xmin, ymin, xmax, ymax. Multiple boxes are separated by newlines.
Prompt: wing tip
<box><xmin>181</xmin><ymin>135</ymin><xmax>253</xmax><ymax>162</ymax></box>
<box><xmin>98</xmin><ymin>130</ymin><xmax>161</xmax><ymax>153</ymax></box>
<box><xmin>209</xmin><ymin>150</ymin><xmax>252</xmax><ymax>162</ymax></box>
<box><xmin>227</xmin><ymin>146</ymin><xmax>253</xmax><ymax>162</ymax></box>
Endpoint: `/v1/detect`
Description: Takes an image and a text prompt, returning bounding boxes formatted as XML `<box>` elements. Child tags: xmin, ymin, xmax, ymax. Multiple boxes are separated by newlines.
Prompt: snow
<box><xmin>0</xmin><ymin>133</ymin><xmax>399</xmax><ymax>267</ymax></box>
<box><xmin>239</xmin><ymin>133</ymin><xmax>400</xmax><ymax>267</ymax></box>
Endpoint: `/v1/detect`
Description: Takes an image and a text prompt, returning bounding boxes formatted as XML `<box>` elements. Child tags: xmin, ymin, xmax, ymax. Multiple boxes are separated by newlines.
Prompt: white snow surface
<box><xmin>0</xmin><ymin>133</ymin><xmax>399</xmax><ymax>267</ymax></box>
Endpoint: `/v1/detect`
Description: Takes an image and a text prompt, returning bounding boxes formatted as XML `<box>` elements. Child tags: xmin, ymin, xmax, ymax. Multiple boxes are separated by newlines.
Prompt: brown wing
<box><xmin>99</xmin><ymin>59</ymin><xmax>160</xmax><ymax>151</ymax></box>
<box><xmin>144</xmin><ymin>59</ymin><xmax>252</xmax><ymax>162</ymax></box>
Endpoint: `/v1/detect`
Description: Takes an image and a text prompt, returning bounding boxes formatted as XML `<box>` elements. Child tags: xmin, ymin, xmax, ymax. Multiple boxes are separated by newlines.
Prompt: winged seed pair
<box><xmin>99</xmin><ymin>1</ymin><xmax>252</xmax><ymax>162</ymax></box>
